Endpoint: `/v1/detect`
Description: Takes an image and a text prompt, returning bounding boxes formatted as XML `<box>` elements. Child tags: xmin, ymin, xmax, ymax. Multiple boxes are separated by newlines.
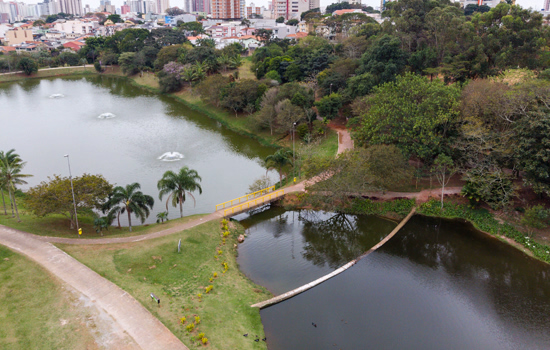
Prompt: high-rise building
<box><xmin>309</xmin><ymin>0</ymin><xmax>318</xmax><ymax>9</ymax></box>
<box><xmin>272</xmin><ymin>0</ymin><xmax>307</xmax><ymax>19</ymax></box>
<box><xmin>545</xmin><ymin>0</ymin><xmax>550</xmax><ymax>11</ymax></box>
<box><xmin>59</xmin><ymin>0</ymin><xmax>83</xmax><ymax>15</ymax></box>
<box><xmin>246</xmin><ymin>2</ymin><xmax>261</xmax><ymax>17</ymax></box>
<box><xmin>156</xmin><ymin>0</ymin><xmax>169</xmax><ymax>13</ymax></box>
<box><xmin>184</xmin><ymin>0</ymin><xmax>191</xmax><ymax>12</ymax></box>
<box><xmin>121</xmin><ymin>3</ymin><xmax>130</xmax><ymax>13</ymax></box>
<box><xmin>211</xmin><ymin>0</ymin><xmax>240</xmax><ymax>18</ymax></box>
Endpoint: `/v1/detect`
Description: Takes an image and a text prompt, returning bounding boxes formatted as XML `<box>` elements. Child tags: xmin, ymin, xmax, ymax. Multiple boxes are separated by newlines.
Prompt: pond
<box><xmin>237</xmin><ymin>210</ymin><xmax>550</xmax><ymax>349</ymax></box>
<box><xmin>0</xmin><ymin>76</ymin><xmax>275</xmax><ymax>224</ymax></box>
<box><xmin>236</xmin><ymin>208</ymin><xmax>397</xmax><ymax>294</ymax></box>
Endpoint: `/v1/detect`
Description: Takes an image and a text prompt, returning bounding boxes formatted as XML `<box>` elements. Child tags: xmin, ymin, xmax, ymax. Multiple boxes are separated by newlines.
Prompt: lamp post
<box><xmin>292</xmin><ymin>122</ymin><xmax>297</xmax><ymax>179</ymax></box>
<box><xmin>64</xmin><ymin>154</ymin><xmax>79</xmax><ymax>231</ymax></box>
<box><xmin>330</xmin><ymin>83</ymin><xmax>333</xmax><ymax>95</ymax></box>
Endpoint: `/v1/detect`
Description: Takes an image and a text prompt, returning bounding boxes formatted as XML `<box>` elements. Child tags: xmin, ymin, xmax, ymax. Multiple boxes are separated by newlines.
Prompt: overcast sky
<box><xmin>15</xmin><ymin>0</ymin><xmax>547</xmax><ymax>15</ymax></box>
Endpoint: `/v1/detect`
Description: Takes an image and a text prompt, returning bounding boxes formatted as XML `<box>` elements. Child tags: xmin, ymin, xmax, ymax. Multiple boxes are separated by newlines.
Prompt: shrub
<box><xmin>314</xmin><ymin>93</ymin><xmax>342</xmax><ymax>120</ymax></box>
<box><xmin>202</xmin><ymin>337</ymin><xmax>208</xmax><ymax>344</ymax></box>
<box><xmin>197</xmin><ymin>332</ymin><xmax>205</xmax><ymax>340</ymax></box>
<box><xmin>94</xmin><ymin>61</ymin><xmax>103</xmax><ymax>72</ymax></box>
<box><xmin>195</xmin><ymin>316</ymin><xmax>201</xmax><ymax>324</ymax></box>
<box><xmin>521</xmin><ymin>205</ymin><xmax>550</xmax><ymax>229</ymax></box>
<box><xmin>18</xmin><ymin>57</ymin><xmax>38</xmax><ymax>75</ymax></box>
<box><xmin>296</xmin><ymin>123</ymin><xmax>309</xmax><ymax>140</ymax></box>
<box><xmin>205</xmin><ymin>285</ymin><xmax>213</xmax><ymax>293</ymax></box>
<box><xmin>186</xmin><ymin>323</ymin><xmax>195</xmax><ymax>332</ymax></box>
<box><xmin>180</xmin><ymin>316</ymin><xmax>186</xmax><ymax>324</ymax></box>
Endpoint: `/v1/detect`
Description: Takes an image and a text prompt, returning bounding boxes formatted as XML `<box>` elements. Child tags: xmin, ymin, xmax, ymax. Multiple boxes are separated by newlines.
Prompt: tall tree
<box><xmin>432</xmin><ymin>154</ymin><xmax>456</xmax><ymax>209</ymax></box>
<box><xmin>104</xmin><ymin>183</ymin><xmax>154</xmax><ymax>231</ymax></box>
<box><xmin>354</xmin><ymin>73</ymin><xmax>460</xmax><ymax>161</ymax></box>
<box><xmin>157</xmin><ymin>167</ymin><xmax>203</xmax><ymax>218</ymax></box>
<box><xmin>0</xmin><ymin>149</ymin><xmax>32</xmax><ymax>222</ymax></box>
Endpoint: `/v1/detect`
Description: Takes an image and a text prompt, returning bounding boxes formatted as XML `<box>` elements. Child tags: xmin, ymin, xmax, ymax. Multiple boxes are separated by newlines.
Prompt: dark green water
<box><xmin>0</xmin><ymin>76</ymin><xmax>275</xmax><ymax>223</ymax></box>
<box><xmin>236</xmin><ymin>208</ymin><xmax>397</xmax><ymax>294</ymax></box>
<box><xmin>237</xmin><ymin>211</ymin><xmax>550</xmax><ymax>349</ymax></box>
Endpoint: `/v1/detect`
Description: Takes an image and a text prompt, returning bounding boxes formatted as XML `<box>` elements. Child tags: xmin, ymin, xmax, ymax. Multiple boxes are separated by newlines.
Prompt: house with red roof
<box><xmin>63</xmin><ymin>41</ymin><xmax>86</xmax><ymax>51</ymax></box>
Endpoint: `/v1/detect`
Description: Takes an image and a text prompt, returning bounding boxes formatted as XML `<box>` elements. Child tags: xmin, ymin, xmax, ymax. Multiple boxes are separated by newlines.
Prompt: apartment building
<box><xmin>211</xmin><ymin>0</ymin><xmax>240</xmax><ymax>19</ymax></box>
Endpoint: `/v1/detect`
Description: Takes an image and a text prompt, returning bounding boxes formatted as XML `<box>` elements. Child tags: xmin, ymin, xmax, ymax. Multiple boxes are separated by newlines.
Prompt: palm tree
<box><xmin>181</xmin><ymin>67</ymin><xmax>195</xmax><ymax>87</ymax></box>
<box><xmin>157</xmin><ymin>167</ymin><xmax>203</xmax><ymax>218</ymax></box>
<box><xmin>104</xmin><ymin>183</ymin><xmax>154</xmax><ymax>232</ymax></box>
<box><xmin>192</xmin><ymin>64</ymin><xmax>206</xmax><ymax>82</ymax></box>
<box><xmin>265</xmin><ymin>149</ymin><xmax>293</xmax><ymax>187</ymax></box>
<box><xmin>0</xmin><ymin>176</ymin><xmax>8</xmax><ymax>215</ymax></box>
<box><xmin>217</xmin><ymin>54</ymin><xmax>231</xmax><ymax>72</ymax></box>
<box><xmin>229</xmin><ymin>55</ymin><xmax>243</xmax><ymax>69</ymax></box>
<box><xmin>0</xmin><ymin>149</ymin><xmax>32</xmax><ymax>222</ymax></box>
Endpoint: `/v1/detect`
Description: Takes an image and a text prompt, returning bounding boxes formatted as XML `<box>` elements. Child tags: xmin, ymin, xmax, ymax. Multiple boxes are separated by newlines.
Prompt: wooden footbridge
<box><xmin>215</xmin><ymin>186</ymin><xmax>286</xmax><ymax>217</ymax></box>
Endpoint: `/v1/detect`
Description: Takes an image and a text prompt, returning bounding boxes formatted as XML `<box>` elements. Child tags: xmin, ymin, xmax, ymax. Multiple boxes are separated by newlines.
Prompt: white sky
<box><xmin>14</xmin><ymin>0</ymin><xmax>547</xmax><ymax>15</ymax></box>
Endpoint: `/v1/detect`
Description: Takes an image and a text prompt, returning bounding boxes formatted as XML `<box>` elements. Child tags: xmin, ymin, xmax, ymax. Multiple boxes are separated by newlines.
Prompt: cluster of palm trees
<box><xmin>102</xmin><ymin>166</ymin><xmax>203</xmax><ymax>232</ymax></box>
<box><xmin>180</xmin><ymin>55</ymin><xmax>243</xmax><ymax>87</ymax></box>
<box><xmin>0</xmin><ymin>149</ymin><xmax>32</xmax><ymax>222</ymax></box>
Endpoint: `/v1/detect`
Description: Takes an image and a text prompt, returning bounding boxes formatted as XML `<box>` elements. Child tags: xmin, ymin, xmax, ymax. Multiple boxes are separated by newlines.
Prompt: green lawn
<box><xmin>58</xmin><ymin>219</ymin><xmax>271</xmax><ymax>349</ymax></box>
<box><xmin>0</xmin><ymin>194</ymin><xmax>208</xmax><ymax>238</ymax></box>
<box><xmin>0</xmin><ymin>245</ymin><xmax>99</xmax><ymax>349</ymax></box>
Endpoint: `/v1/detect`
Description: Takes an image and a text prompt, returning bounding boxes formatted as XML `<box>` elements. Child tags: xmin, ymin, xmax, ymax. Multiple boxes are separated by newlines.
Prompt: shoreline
<box><xmin>0</xmin><ymin>68</ymin><xmax>282</xmax><ymax>150</ymax></box>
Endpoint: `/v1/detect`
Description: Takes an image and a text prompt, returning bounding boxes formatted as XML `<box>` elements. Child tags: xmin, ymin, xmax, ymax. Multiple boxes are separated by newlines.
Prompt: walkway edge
<box><xmin>0</xmin><ymin>226</ymin><xmax>189</xmax><ymax>350</ymax></box>
<box><xmin>251</xmin><ymin>207</ymin><xmax>417</xmax><ymax>309</ymax></box>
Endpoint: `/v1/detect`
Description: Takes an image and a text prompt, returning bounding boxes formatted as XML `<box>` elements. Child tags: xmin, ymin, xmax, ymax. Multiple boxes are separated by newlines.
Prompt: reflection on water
<box><xmin>260</xmin><ymin>214</ymin><xmax>550</xmax><ymax>350</ymax></box>
<box><xmin>236</xmin><ymin>208</ymin><xmax>396</xmax><ymax>294</ymax></box>
<box><xmin>0</xmin><ymin>76</ymin><xmax>276</xmax><ymax>224</ymax></box>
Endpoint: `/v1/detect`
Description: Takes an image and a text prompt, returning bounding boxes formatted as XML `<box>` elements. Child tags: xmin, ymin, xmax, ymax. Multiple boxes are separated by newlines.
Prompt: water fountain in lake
<box><xmin>98</xmin><ymin>113</ymin><xmax>116</xmax><ymax>119</ymax></box>
<box><xmin>158</xmin><ymin>152</ymin><xmax>184</xmax><ymax>162</ymax></box>
<box><xmin>49</xmin><ymin>94</ymin><xmax>65</xmax><ymax>98</ymax></box>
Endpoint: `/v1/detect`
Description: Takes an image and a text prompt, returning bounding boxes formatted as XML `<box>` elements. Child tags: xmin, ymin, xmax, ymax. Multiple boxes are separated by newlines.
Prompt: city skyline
<box><xmin>2</xmin><ymin>0</ymin><xmax>545</xmax><ymax>15</ymax></box>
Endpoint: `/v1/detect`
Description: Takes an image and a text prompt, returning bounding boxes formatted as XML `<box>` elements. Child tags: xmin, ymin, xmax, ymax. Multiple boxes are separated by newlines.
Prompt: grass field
<box><xmin>59</xmin><ymin>219</ymin><xmax>271</xmax><ymax>349</ymax></box>
<box><xmin>0</xmin><ymin>245</ymin><xmax>100</xmax><ymax>349</ymax></box>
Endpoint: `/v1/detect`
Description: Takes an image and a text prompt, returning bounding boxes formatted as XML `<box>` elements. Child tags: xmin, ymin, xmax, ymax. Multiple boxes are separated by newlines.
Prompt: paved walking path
<box><xmin>336</xmin><ymin>129</ymin><xmax>354</xmax><ymax>155</ymax></box>
<box><xmin>0</xmin><ymin>225</ymin><xmax>188</xmax><ymax>350</ymax></box>
<box><xmin>0</xmin><ymin>65</ymin><xmax>94</xmax><ymax>76</ymax></box>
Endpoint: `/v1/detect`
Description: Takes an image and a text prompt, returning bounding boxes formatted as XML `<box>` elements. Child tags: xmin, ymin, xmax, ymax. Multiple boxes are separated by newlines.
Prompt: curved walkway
<box><xmin>0</xmin><ymin>225</ymin><xmax>188</xmax><ymax>350</ymax></box>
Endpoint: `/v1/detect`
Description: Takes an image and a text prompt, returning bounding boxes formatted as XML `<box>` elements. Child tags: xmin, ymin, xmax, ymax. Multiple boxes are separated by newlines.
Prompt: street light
<box><xmin>330</xmin><ymin>83</ymin><xmax>333</xmax><ymax>95</ymax></box>
<box><xmin>292</xmin><ymin>122</ymin><xmax>297</xmax><ymax>179</ymax></box>
<box><xmin>64</xmin><ymin>154</ymin><xmax>79</xmax><ymax>231</ymax></box>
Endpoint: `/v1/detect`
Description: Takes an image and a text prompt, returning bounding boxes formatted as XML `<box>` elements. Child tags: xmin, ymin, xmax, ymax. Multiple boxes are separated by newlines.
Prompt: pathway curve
<box><xmin>0</xmin><ymin>225</ymin><xmax>188</xmax><ymax>350</ymax></box>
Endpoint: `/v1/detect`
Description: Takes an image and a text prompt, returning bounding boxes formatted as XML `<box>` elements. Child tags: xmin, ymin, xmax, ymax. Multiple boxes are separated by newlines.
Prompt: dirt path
<box><xmin>336</xmin><ymin>129</ymin><xmax>354</xmax><ymax>155</ymax></box>
<box><xmin>361</xmin><ymin>187</ymin><xmax>463</xmax><ymax>202</ymax></box>
<box><xmin>0</xmin><ymin>226</ymin><xmax>188</xmax><ymax>350</ymax></box>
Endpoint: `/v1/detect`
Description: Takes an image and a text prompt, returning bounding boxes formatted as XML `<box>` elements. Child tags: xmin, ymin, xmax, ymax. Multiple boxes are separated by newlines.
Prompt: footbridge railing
<box><xmin>222</xmin><ymin>189</ymin><xmax>285</xmax><ymax>217</ymax></box>
<box><xmin>215</xmin><ymin>186</ymin><xmax>276</xmax><ymax>211</ymax></box>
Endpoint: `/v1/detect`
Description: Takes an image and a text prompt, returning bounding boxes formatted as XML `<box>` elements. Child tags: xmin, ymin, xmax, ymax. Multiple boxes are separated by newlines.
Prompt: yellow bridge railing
<box><xmin>223</xmin><ymin>189</ymin><xmax>285</xmax><ymax>217</ymax></box>
<box><xmin>215</xmin><ymin>186</ymin><xmax>276</xmax><ymax>211</ymax></box>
